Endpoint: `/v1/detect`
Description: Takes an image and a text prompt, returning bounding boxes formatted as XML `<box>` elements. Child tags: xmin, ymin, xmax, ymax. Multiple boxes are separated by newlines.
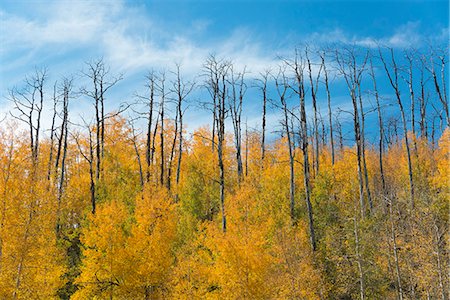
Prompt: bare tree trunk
<box><xmin>388</xmin><ymin>196</ymin><xmax>404</xmax><ymax>300</ymax></box>
<box><xmin>204</xmin><ymin>56</ymin><xmax>229</xmax><ymax>232</ymax></box>
<box><xmin>167</xmin><ymin>109</ymin><xmax>179</xmax><ymax>191</ymax></box>
<box><xmin>81</xmin><ymin>59</ymin><xmax>123</xmax><ymax>186</ymax></box>
<box><xmin>357</xmin><ymin>83</ymin><xmax>373</xmax><ymax>212</ymax></box>
<box><xmin>218</xmin><ymin>70</ymin><xmax>227</xmax><ymax>232</ymax></box>
<box><xmin>34</xmin><ymin>70</ymin><xmax>45</xmax><ymax>164</ymax></box>
<box><xmin>369</xmin><ymin>57</ymin><xmax>387</xmax><ymax>199</ymax></box>
<box><xmin>159</xmin><ymin>73</ymin><xmax>166</xmax><ymax>187</ymax></box>
<box><xmin>257</xmin><ymin>71</ymin><xmax>269</xmax><ymax>163</ymax></box>
<box><xmin>150</xmin><ymin>112</ymin><xmax>160</xmax><ymax>180</ymax></box>
<box><xmin>229</xmin><ymin>68</ymin><xmax>245</xmax><ymax>184</ymax></box>
<box><xmin>56</xmin><ymin>80</ymin><xmax>71</xmax><ymax>235</ymax></box>
<box><xmin>289</xmin><ymin>52</ymin><xmax>317</xmax><ymax>251</ymax></box>
<box><xmin>306</xmin><ymin>49</ymin><xmax>322</xmax><ymax>176</ymax></box>
<box><xmin>336</xmin><ymin>117</ymin><xmax>344</xmax><ymax>151</ymax></box>
<box><xmin>336</xmin><ymin>49</ymin><xmax>367</xmax><ymax>218</ymax></box>
<box><xmin>172</xmin><ymin>65</ymin><xmax>194</xmax><ymax>200</ymax></box>
<box><xmin>130</xmin><ymin>122</ymin><xmax>144</xmax><ymax>190</ymax></box>
<box><xmin>419</xmin><ymin>57</ymin><xmax>428</xmax><ymax>139</ymax></box>
<box><xmin>47</xmin><ymin>82</ymin><xmax>58</xmax><ymax>181</ymax></box>
<box><xmin>75</xmin><ymin>128</ymin><xmax>96</xmax><ymax>214</ymax></box>
<box><xmin>435</xmin><ymin>226</ymin><xmax>447</xmax><ymax>300</ymax></box>
<box><xmin>145</xmin><ymin>72</ymin><xmax>156</xmax><ymax>183</ymax></box>
<box><xmin>380</xmin><ymin>48</ymin><xmax>415</xmax><ymax>209</ymax></box>
<box><xmin>428</xmin><ymin>53</ymin><xmax>449</xmax><ymax>127</ymax></box>
<box><xmin>353</xmin><ymin>212</ymin><xmax>365</xmax><ymax>300</ymax></box>
<box><xmin>405</xmin><ymin>53</ymin><xmax>418</xmax><ymax>152</ymax></box>
<box><xmin>321</xmin><ymin>53</ymin><xmax>335</xmax><ymax>165</ymax></box>
<box><xmin>276</xmin><ymin>73</ymin><xmax>295</xmax><ymax>225</ymax></box>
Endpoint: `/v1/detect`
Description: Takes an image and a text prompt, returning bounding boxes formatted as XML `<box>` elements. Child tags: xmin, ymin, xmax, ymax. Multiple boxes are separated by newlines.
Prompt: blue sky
<box><xmin>0</xmin><ymin>0</ymin><xmax>448</xmax><ymax>140</ymax></box>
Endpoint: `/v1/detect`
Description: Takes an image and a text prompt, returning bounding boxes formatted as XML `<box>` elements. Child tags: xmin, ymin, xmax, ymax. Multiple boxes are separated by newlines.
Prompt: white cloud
<box><xmin>305</xmin><ymin>21</ymin><xmax>444</xmax><ymax>49</ymax></box>
<box><xmin>1</xmin><ymin>0</ymin><xmax>280</xmax><ymax>79</ymax></box>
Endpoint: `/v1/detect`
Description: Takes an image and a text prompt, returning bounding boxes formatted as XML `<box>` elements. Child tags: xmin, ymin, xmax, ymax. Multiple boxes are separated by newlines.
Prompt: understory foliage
<box><xmin>0</xmin><ymin>118</ymin><xmax>447</xmax><ymax>299</ymax></box>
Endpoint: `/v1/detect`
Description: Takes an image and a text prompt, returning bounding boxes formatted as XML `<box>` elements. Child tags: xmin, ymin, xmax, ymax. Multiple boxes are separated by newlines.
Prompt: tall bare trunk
<box><xmin>306</xmin><ymin>49</ymin><xmax>322</xmax><ymax>176</ymax></box>
<box><xmin>380</xmin><ymin>48</ymin><xmax>415</xmax><ymax>209</ymax></box>
<box><xmin>290</xmin><ymin>53</ymin><xmax>317</xmax><ymax>251</ymax></box>
<box><xmin>321</xmin><ymin>53</ymin><xmax>335</xmax><ymax>165</ymax></box>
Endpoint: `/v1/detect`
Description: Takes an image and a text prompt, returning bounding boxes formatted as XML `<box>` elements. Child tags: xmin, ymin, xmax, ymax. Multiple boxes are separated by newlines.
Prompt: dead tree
<box><xmin>47</xmin><ymin>82</ymin><xmax>58</xmax><ymax>181</ymax></box>
<box><xmin>204</xmin><ymin>55</ymin><xmax>229</xmax><ymax>232</ymax></box>
<box><xmin>320</xmin><ymin>52</ymin><xmax>335</xmax><ymax>165</ymax></box>
<box><xmin>274</xmin><ymin>68</ymin><xmax>296</xmax><ymax>225</ymax></box>
<box><xmin>145</xmin><ymin>71</ymin><xmax>157</xmax><ymax>183</ymax></box>
<box><xmin>156</xmin><ymin>72</ymin><xmax>168</xmax><ymax>187</ymax></box>
<box><xmin>167</xmin><ymin>106</ymin><xmax>179</xmax><ymax>191</ymax></box>
<box><xmin>74</xmin><ymin>122</ymin><xmax>96</xmax><ymax>214</ymax></box>
<box><xmin>9</xmin><ymin>68</ymin><xmax>47</xmax><ymax>167</ymax></box>
<box><xmin>369</xmin><ymin>56</ymin><xmax>387</xmax><ymax>197</ymax></box>
<box><xmin>305</xmin><ymin>48</ymin><xmax>323</xmax><ymax>176</ymax></box>
<box><xmin>335</xmin><ymin>48</ymin><xmax>368</xmax><ymax>218</ymax></box>
<box><xmin>355</xmin><ymin>50</ymin><xmax>373</xmax><ymax>212</ymax></box>
<box><xmin>287</xmin><ymin>51</ymin><xmax>317</xmax><ymax>251</ymax></box>
<box><xmin>418</xmin><ymin>55</ymin><xmax>429</xmax><ymax>139</ymax></box>
<box><xmin>427</xmin><ymin>49</ymin><xmax>449</xmax><ymax>128</ymax></box>
<box><xmin>171</xmin><ymin>64</ymin><xmax>194</xmax><ymax>198</ymax></box>
<box><xmin>335</xmin><ymin>115</ymin><xmax>344</xmax><ymax>151</ymax></box>
<box><xmin>255</xmin><ymin>70</ymin><xmax>270</xmax><ymax>163</ymax></box>
<box><xmin>129</xmin><ymin>120</ymin><xmax>144</xmax><ymax>189</ymax></box>
<box><xmin>228</xmin><ymin>66</ymin><xmax>247</xmax><ymax>184</ymax></box>
<box><xmin>55</xmin><ymin>78</ymin><xmax>72</xmax><ymax>234</ymax></box>
<box><xmin>81</xmin><ymin>59</ymin><xmax>123</xmax><ymax>183</ymax></box>
<box><xmin>379</xmin><ymin>47</ymin><xmax>415</xmax><ymax>209</ymax></box>
<box><xmin>404</xmin><ymin>51</ymin><xmax>417</xmax><ymax>143</ymax></box>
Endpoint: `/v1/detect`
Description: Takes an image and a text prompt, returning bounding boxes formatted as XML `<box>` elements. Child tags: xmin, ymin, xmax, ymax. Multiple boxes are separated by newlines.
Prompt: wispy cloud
<box><xmin>1</xmin><ymin>0</ymin><xmax>280</xmax><ymax>80</ymax></box>
<box><xmin>306</xmin><ymin>21</ymin><xmax>447</xmax><ymax>48</ymax></box>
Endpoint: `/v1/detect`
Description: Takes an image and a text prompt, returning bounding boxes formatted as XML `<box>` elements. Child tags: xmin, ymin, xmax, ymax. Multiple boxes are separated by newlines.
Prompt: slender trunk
<box><xmin>131</xmin><ymin>124</ymin><xmax>144</xmax><ymax>190</ymax></box>
<box><xmin>433</xmin><ymin>220</ymin><xmax>447</xmax><ymax>300</ymax></box>
<box><xmin>47</xmin><ymin>83</ymin><xmax>58</xmax><ymax>181</ymax></box>
<box><xmin>380</xmin><ymin>48</ymin><xmax>415</xmax><ymax>209</ymax></box>
<box><xmin>322</xmin><ymin>55</ymin><xmax>335</xmax><ymax>165</ymax></box>
<box><xmin>353</xmin><ymin>90</ymin><xmax>366</xmax><ymax>218</ymax></box>
<box><xmin>388</xmin><ymin>196</ymin><xmax>403</xmax><ymax>300</ymax></box>
<box><xmin>293</xmin><ymin>57</ymin><xmax>317</xmax><ymax>251</ymax></box>
<box><xmin>358</xmin><ymin>87</ymin><xmax>373</xmax><ymax>212</ymax></box>
<box><xmin>160</xmin><ymin>79</ymin><xmax>165</xmax><ymax>187</ymax></box>
<box><xmin>134</xmin><ymin>141</ymin><xmax>144</xmax><ymax>190</ymax></box>
<box><xmin>430</xmin><ymin>56</ymin><xmax>449</xmax><ymax>127</ymax></box>
<box><xmin>336</xmin><ymin>117</ymin><xmax>344</xmax><ymax>151</ymax></box>
<box><xmin>150</xmin><ymin>113</ymin><xmax>160</xmax><ymax>178</ymax></box>
<box><xmin>219</xmin><ymin>74</ymin><xmax>227</xmax><ymax>232</ymax></box>
<box><xmin>100</xmin><ymin>80</ymin><xmax>105</xmax><ymax>161</ymax></box>
<box><xmin>146</xmin><ymin>75</ymin><xmax>155</xmax><ymax>183</ymax></box>
<box><xmin>175</xmin><ymin>112</ymin><xmax>183</xmax><ymax>201</ymax></box>
<box><xmin>336</xmin><ymin>49</ymin><xmax>366</xmax><ymax>217</ymax></box>
<box><xmin>261</xmin><ymin>81</ymin><xmax>267</xmax><ymax>162</ymax></box>
<box><xmin>56</xmin><ymin>84</ymin><xmax>69</xmax><ymax>234</ymax></box>
<box><xmin>419</xmin><ymin>61</ymin><xmax>427</xmax><ymax>139</ymax></box>
<box><xmin>354</xmin><ymin>214</ymin><xmax>365</xmax><ymax>300</ymax></box>
<box><xmin>212</xmin><ymin>93</ymin><xmax>217</xmax><ymax>153</ymax></box>
<box><xmin>284</xmin><ymin>100</ymin><xmax>295</xmax><ymax>224</ymax></box>
<box><xmin>370</xmin><ymin>59</ymin><xmax>387</xmax><ymax>199</ymax></box>
<box><xmin>167</xmin><ymin>111</ymin><xmax>179</xmax><ymax>191</ymax></box>
<box><xmin>306</xmin><ymin>51</ymin><xmax>320</xmax><ymax>175</ymax></box>
<box><xmin>89</xmin><ymin>134</ymin><xmax>96</xmax><ymax>214</ymax></box>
